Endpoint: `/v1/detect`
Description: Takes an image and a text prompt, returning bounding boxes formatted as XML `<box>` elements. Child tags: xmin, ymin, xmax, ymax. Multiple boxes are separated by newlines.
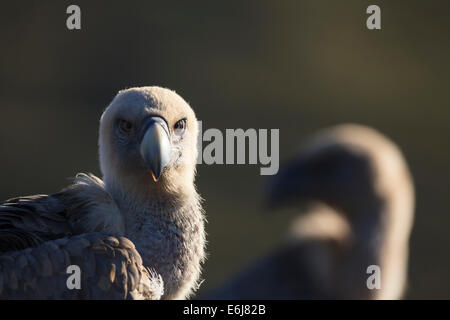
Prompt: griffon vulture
<box><xmin>204</xmin><ymin>124</ymin><xmax>414</xmax><ymax>299</ymax></box>
<box><xmin>0</xmin><ymin>86</ymin><xmax>206</xmax><ymax>300</ymax></box>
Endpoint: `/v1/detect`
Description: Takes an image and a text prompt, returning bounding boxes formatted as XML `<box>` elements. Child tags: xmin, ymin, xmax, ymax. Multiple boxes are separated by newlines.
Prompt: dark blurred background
<box><xmin>0</xmin><ymin>1</ymin><xmax>449</xmax><ymax>299</ymax></box>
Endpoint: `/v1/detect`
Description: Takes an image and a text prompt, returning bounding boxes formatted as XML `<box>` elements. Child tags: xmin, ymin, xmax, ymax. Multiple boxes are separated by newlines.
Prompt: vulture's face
<box><xmin>267</xmin><ymin>130</ymin><xmax>385</xmax><ymax>214</ymax></box>
<box><xmin>99</xmin><ymin>87</ymin><xmax>198</xmax><ymax>193</ymax></box>
<box><xmin>269</xmin><ymin>144</ymin><xmax>375</xmax><ymax>207</ymax></box>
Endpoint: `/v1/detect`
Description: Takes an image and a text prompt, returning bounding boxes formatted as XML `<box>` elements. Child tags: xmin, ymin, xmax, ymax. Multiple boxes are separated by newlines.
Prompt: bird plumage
<box><xmin>0</xmin><ymin>232</ymin><xmax>164</xmax><ymax>299</ymax></box>
<box><xmin>0</xmin><ymin>86</ymin><xmax>206</xmax><ymax>300</ymax></box>
<box><xmin>204</xmin><ymin>124</ymin><xmax>414</xmax><ymax>299</ymax></box>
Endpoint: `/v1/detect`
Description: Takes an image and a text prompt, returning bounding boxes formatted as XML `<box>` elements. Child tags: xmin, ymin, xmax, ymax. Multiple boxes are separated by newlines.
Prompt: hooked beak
<box><xmin>265</xmin><ymin>158</ymin><xmax>311</xmax><ymax>210</ymax></box>
<box><xmin>140</xmin><ymin>117</ymin><xmax>171</xmax><ymax>182</ymax></box>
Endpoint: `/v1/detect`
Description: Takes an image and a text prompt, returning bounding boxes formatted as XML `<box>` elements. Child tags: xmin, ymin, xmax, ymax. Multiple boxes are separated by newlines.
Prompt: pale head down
<box><xmin>98</xmin><ymin>87</ymin><xmax>199</xmax><ymax>199</ymax></box>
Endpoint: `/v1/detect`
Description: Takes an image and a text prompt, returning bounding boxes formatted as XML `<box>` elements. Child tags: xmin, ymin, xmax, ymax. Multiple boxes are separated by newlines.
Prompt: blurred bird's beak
<box><xmin>265</xmin><ymin>158</ymin><xmax>310</xmax><ymax>210</ymax></box>
<box><xmin>140</xmin><ymin>117</ymin><xmax>171</xmax><ymax>182</ymax></box>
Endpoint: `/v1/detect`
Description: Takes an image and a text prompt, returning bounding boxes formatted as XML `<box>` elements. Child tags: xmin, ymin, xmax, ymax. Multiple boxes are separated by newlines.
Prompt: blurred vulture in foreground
<box><xmin>0</xmin><ymin>87</ymin><xmax>206</xmax><ymax>299</ymax></box>
<box><xmin>204</xmin><ymin>124</ymin><xmax>414</xmax><ymax>299</ymax></box>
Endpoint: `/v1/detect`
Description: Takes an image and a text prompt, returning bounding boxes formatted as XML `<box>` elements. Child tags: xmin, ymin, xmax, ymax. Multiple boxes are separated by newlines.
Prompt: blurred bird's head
<box><xmin>267</xmin><ymin>124</ymin><xmax>414</xmax><ymax>216</ymax></box>
<box><xmin>99</xmin><ymin>87</ymin><xmax>199</xmax><ymax>198</ymax></box>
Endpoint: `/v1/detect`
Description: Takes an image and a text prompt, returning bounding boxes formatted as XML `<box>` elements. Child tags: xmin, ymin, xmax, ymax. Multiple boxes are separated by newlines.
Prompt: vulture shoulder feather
<box><xmin>0</xmin><ymin>174</ymin><xmax>161</xmax><ymax>299</ymax></box>
<box><xmin>0</xmin><ymin>233</ymin><xmax>163</xmax><ymax>299</ymax></box>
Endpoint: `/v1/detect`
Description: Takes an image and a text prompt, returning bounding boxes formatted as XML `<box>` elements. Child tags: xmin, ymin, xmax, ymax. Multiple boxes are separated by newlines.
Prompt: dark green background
<box><xmin>0</xmin><ymin>1</ymin><xmax>449</xmax><ymax>299</ymax></box>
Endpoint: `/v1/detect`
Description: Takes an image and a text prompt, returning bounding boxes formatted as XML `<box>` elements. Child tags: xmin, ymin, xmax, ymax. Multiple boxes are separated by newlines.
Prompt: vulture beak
<box><xmin>140</xmin><ymin>117</ymin><xmax>171</xmax><ymax>182</ymax></box>
<box><xmin>265</xmin><ymin>158</ymin><xmax>310</xmax><ymax>210</ymax></box>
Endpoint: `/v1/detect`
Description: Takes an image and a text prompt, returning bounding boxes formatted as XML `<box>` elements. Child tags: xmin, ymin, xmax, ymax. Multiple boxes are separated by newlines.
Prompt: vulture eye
<box><xmin>174</xmin><ymin>119</ymin><xmax>187</xmax><ymax>132</ymax></box>
<box><xmin>119</xmin><ymin>120</ymin><xmax>133</xmax><ymax>133</ymax></box>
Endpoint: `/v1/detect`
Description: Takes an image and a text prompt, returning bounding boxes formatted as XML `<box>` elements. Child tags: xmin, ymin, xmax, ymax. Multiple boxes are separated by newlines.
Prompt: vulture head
<box><xmin>268</xmin><ymin>124</ymin><xmax>414</xmax><ymax>218</ymax></box>
<box><xmin>99</xmin><ymin>86</ymin><xmax>199</xmax><ymax>199</ymax></box>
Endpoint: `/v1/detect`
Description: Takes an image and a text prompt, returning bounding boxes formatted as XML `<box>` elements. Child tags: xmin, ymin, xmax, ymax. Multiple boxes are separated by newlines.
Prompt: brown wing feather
<box><xmin>0</xmin><ymin>195</ymin><xmax>72</xmax><ymax>253</ymax></box>
<box><xmin>0</xmin><ymin>233</ymin><xmax>163</xmax><ymax>299</ymax></box>
<box><xmin>0</xmin><ymin>173</ymin><xmax>122</xmax><ymax>254</ymax></box>
<box><xmin>0</xmin><ymin>175</ymin><xmax>160</xmax><ymax>299</ymax></box>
